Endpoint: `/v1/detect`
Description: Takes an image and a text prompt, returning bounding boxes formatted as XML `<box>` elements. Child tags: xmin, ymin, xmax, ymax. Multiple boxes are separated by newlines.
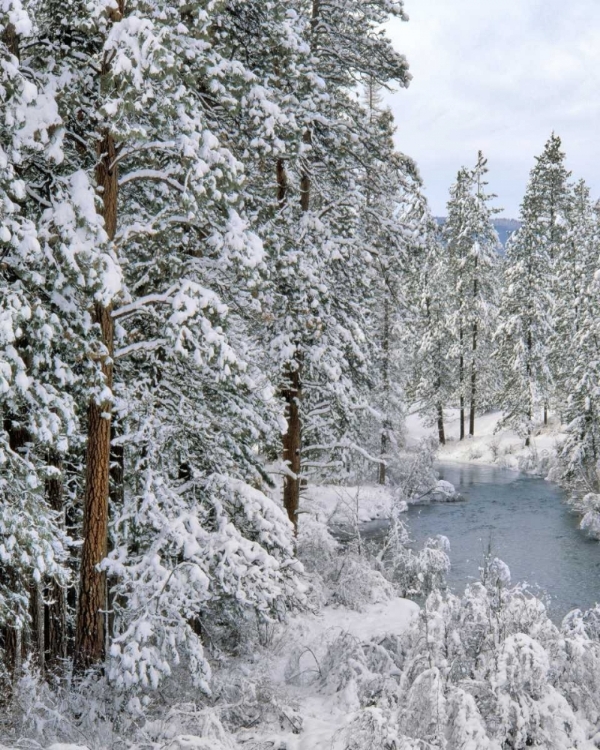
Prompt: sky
<box><xmin>384</xmin><ymin>0</ymin><xmax>600</xmax><ymax>217</ymax></box>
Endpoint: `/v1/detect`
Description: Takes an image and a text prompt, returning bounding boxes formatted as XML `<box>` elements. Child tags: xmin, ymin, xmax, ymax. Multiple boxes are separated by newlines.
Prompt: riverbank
<box><xmin>406</xmin><ymin>408</ymin><xmax>565</xmax><ymax>475</ymax></box>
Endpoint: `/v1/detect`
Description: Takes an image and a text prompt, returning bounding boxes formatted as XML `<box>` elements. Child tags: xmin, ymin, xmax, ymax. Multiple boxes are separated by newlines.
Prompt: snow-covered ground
<box><xmin>302</xmin><ymin>483</ymin><xmax>398</xmax><ymax>524</ymax></box>
<box><xmin>246</xmin><ymin>598</ymin><xmax>419</xmax><ymax>750</ymax></box>
<box><xmin>406</xmin><ymin>408</ymin><xmax>565</xmax><ymax>472</ymax></box>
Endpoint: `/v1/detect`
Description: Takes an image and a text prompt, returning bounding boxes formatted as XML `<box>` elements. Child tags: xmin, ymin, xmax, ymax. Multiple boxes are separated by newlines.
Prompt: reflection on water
<box><xmin>405</xmin><ymin>462</ymin><xmax>600</xmax><ymax>620</ymax></box>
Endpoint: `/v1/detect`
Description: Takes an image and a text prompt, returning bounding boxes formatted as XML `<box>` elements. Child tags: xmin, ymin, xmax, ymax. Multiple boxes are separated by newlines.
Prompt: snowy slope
<box><xmin>406</xmin><ymin>408</ymin><xmax>565</xmax><ymax>472</ymax></box>
<box><xmin>242</xmin><ymin>598</ymin><xmax>419</xmax><ymax>750</ymax></box>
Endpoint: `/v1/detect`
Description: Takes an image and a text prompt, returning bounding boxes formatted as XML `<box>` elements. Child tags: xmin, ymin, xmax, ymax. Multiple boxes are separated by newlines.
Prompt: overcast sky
<box><xmin>384</xmin><ymin>0</ymin><xmax>600</xmax><ymax>217</ymax></box>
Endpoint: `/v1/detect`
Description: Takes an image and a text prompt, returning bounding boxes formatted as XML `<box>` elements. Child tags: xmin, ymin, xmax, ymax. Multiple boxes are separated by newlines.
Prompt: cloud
<box><xmin>385</xmin><ymin>0</ymin><xmax>600</xmax><ymax>216</ymax></box>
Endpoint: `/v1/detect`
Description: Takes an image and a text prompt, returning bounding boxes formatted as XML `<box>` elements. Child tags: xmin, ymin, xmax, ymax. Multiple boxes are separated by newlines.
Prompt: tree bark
<box><xmin>526</xmin><ymin>328</ymin><xmax>533</xmax><ymax>448</ymax></box>
<box><xmin>28</xmin><ymin>582</ymin><xmax>45</xmax><ymax>675</ymax></box>
<box><xmin>379</xmin><ymin>299</ymin><xmax>390</xmax><ymax>485</ymax></box>
<box><xmin>299</xmin><ymin>128</ymin><xmax>312</xmax><ymax>213</ymax></box>
<box><xmin>73</xmin><ymin>131</ymin><xmax>117</xmax><ymax>673</ymax></box>
<box><xmin>281</xmin><ymin>51</ymin><xmax>314</xmax><ymax>529</ymax></box>
<box><xmin>469</xmin><ymin>260</ymin><xmax>478</xmax><ymax>437</ymax></box>
<box><xmin>45</xmin><ymin>452</ymin><xmax>68</xmax><ymax>671</ymax></box>
<box><xmin>2</xmin><ymin>22</ymin><xmax>19</xmax><ymax>59</ymax></box>
<box><xmin>469</xmin><ymin>319</ymin><xmax>477</xmax><ymax>438</ymax></box>
<box><xmin>276</xmin><ymin>158</ymin><xmax>287</xmax><ymax>208</ymax></box>
<box><xmin>282</xmin><ymin>363</ymin><xmax>302</xmax><ymax>531</ymax></box>
<box><xmin>279</xmin><ymin>151</ymin><xmax>303</xmax><ymax>528</ymax></box>
<box><xmin>3</xmin><ymin>414</ymin><xmax>32</xmax><ymax>678</ymax></box>
<box><xmin>437</xmin><ymin>402</ymin><xmax>446</xmax><ymax>446</ymax></box>
<box><xmin>459</xmin><ymin>325</ymin><xmax>465</xmax><ymax>441</ymax></box>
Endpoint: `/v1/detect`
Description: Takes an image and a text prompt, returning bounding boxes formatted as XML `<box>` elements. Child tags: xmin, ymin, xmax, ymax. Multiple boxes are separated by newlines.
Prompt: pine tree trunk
<box><xmin>107</xmin><ymin>425</ymin><xmax>124</xmax><ymax>644</ymax></box>
<box><xmin>281</xmin><ymin>86</ymin><xmax>313</xmax><ymax>531</ymax></box>
<box><xmin>3</xmin><ymin>415</ymin><xmax>31</xmax><ymax>678</ymax></box>
<box><xmin>459</xmin><ymin>324</ymin><xmax>465</xmax><ymax>440</ymax></box>
<box><xmin>276</xmin><ymin>158</ymin><xmax>287</xmax><ymax>207</ymax></box>
<box><xmin>379</xmin><ymin>299</ymin><xmax>390</xmax><ymax>485</ymax></box>
<box><xmin>544</xmin><ymin>403</ymin><xmax>548</xmax><ymax>426</ymax></box>
<box><xmin>526</xmin><ymin>328</ymin><xmax>533</xmax><ymax>448</ymax></box>
<box><xmin>2</xmin><ymin>22</ymin><xmax>19</xmax><ymax>58</ymax></box>
<box><xmin>276</xmin><ymin>155</ymin><xmax>302</xmax><ymax>530</ymax></box>
<box><xmin>469</xmin><ymin>321</ymin><xmax>477</xmax><ymax>437</ymax></box>
<box><xmin>73</xmin><ymin>131</ymin><xmax>117</xmax><ymax>674</ymax></box>
<box><xmin>469</xmin><ymin>261</ymin><xmax>478</xmax><ymax>437</ymax></box>
<box><xmin>437</xmin><ymin>403</ymin><xmax>446</xmax><ymax>445</ymax></box>
<box><xmin>299</xmin><ymin>129</ymin><xmax>311</xmax><ymax>213</ymax></box>
<box><xmin>45</xmin><ymin>452</ymin><xmax>67</xmax><ymax>672</ymax></box>
<box><xmin>282</xmin><ymin>363</ymin><xmax>302</xmax><ymax>531</ymax></box>
<box><xmin>28</xmin><ymin>582</ymin><xmax>45</xmax><ymax>675</ymax></box>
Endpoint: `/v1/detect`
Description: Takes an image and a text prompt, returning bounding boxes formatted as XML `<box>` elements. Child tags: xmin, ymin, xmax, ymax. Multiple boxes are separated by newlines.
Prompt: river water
<box><xmin>406</xmin><ymin>463</ymin><xmax>600</xmax><ymax>621</ymax></box>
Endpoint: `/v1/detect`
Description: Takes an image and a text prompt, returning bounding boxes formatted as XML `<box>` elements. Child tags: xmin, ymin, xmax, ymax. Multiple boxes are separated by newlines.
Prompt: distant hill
<box><xmin>435</xmin><ymin>218</ymin><xmax>521</xmax><ymax>250</ymax></box>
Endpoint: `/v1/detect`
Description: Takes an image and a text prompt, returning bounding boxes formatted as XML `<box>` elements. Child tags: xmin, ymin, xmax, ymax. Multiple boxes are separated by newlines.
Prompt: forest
<box><xmin>2</xmin><ymin>0</ymin><xmax>600</xmax><ymax>748</ymax></box>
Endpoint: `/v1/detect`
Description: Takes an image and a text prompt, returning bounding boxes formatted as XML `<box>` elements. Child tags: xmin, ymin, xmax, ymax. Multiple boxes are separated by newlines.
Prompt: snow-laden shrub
<box><xmin>390</xmin><ymin>437</ymin><xmax>438</xmax><ymax>503</ymax></box>
<box><xmin>4</xmin><ymin>663</ymin><xmax>133</xmax><ymax>749</ymax></box>
<box><xmin>338</xmin><ymin>706</ymin><xmax>408</xmax><ymax>750</ymax></box>
<box><xmin>297</xmin><ymin>513</ymin><xmax>341</xmax><ymax>575</ymax></box>
<box><xmin>138</xmin><ymin>705</ymin><xmax>239</xmax><ymax>750</ymax></box>
<box><xmin>278</xmin><ymin>550</ymin><xmax>600</xmax><ymax>750</ymax></box>
<box><xmin>392</xmin><ymin>561</ymin><xmax>600</xmax><ymax>749</ymax></box>
<box><xmin>401</xmin><ymin>666</ymin><xmax>446</xmax><ymax>742</ymax></box>
<box><xmin>296</xmin><ymin>513</ymin><xmax>341</xmax><ymax>608</ymax></box>
<box><xmin>296</xmin><ymin>512</ymin><xmax>394</xmax><ymax>611</ymax></box>
<box><xmin>105</xmin><ymin>471</ymin><xmax>305</xmax><ymax>693</ymax></box>
<box><xmin>578</xmin><ymin>493</ymin><xmax>600</xmax><ymax>539</ymax></box>
<box><xmin>318</xmin><ymin>631</ymin><xmax>402</xmax><ymax>708</ymax></box>
<box><xmin>329</xmin><ymin>552</ymin><xmax>395</xmax><ymax>611</ymax></box>
<box><xmin>445</xmin><ymin>687</ymin><xmax>491</xmax><ymax>750</ymax></box>
<box><xmin>416</xmin><ymin>536</ymin><xmax>451</xmax><ymax>595</ymax></box>
<box><xmin>376</xmin><ymin>509</ymin><xmax>450</xmax><ymax>598</ymax></box>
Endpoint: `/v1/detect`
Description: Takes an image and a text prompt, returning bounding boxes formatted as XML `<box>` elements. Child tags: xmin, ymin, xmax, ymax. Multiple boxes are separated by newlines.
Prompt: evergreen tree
<box><xmin>496</xmin><ymin>135</ymin><xmax>571</xmax><ymax>444</ymax></box>
<box><xmin>236</xmin><ymin>0</ymin><xmax>413</xmax><ymax>520</ymax></box>
<box><xmin>444</xmin><ymin>154</ymin><xmax>500</xmax><ymax>440</ymax></box>
<box><xmin>553</xmin><ymin>179</ymin><xmax>596</xmax><ymax>409</ymax></box>
<box><xmin>27</xmin><ymin>0</ymin><xmax>303</xmax><ymax>679</ymax></box>
<box><xmin>0</xmin><ymin>0</ymin><xmax>112</xmax><ymax>679</ymax></box>
<box><xmin>559</xmin><ymin>186</ymin><xmax>600</xmax><ymax>488</ymax></box>
<box><xmin>405</xmin><ymin>193</ymin><xmax>453</xmax><ymax>445</ymax></box>
<box><xmin>465</xmin><ymin>153</ymin><xmax>501</xmax><ymax>436</ymax></box>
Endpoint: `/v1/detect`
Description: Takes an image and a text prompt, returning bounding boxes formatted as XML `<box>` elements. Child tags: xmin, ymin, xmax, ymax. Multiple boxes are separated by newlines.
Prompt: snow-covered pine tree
<box><xmin>0</xmin><ymin>0</ymin><xmax>115</xmax><ymax>680</ymax></box>
<box><xmin>228</xmin><ymin>0</ymin><xmax>413</xmax><ymax>516</ymax></box>
<box><xmin>559</xmin><ymin>187</ymin><xmax>600</xmax><ymax>488</ymax></box>
<box><xmin>552</xmin><ymin>179</ymin><xmax>596</xmax><ymax>414</ymax></box>
<box><xmin>465</xmin><ymin>153</ymin><xmax>501</xmax><ymax>437</ymax></box>
<box><xmin>444</xmin><ymin>155</ymin><xmax>500</xmax><ymax>440</ymax></box>
<box><xmin>358</xmin><ymin>89</ymin><xmax>420</xmax><ymax>484</ymax></box>
<box><xmin>24</xmin><ymin>0</ymin><xmax>304</xmax><ymax>684</ymax></box>
<box><xmin>445</xmin><ymin>167</ymin><xmax>472</xmax><ymax>441</ymax></box>
<box><xmin>299</xmin><ymin>6</ymin><xmax>415</xmax><ymax>488</ymax></box>
<box><xmin>496</xmin><ymin>135</ymin><xmax>571</xmax><ymax>444</ymax></box>
<box><xmin>404</xmin><ymin>195</ymin><xmax>453</xmax><ymax>445</ymax></box>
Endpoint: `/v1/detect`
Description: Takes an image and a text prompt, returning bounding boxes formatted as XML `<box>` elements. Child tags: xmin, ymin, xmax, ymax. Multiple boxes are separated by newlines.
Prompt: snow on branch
<box><xmin>112</xmin><ymin>286</ymin><xmax>178</xmax><ymax>319</ymax></box>
<box><xmin>118</xmin><ymin>169</ymin><xmax>185</xmax><ymax>193</ymax></box>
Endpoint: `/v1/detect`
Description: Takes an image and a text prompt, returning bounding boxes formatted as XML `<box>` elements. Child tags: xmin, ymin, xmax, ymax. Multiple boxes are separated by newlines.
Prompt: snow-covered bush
<box><xmin>393</xmin><ymin>561</ymin><xmax>600</xmax><ymax>749</ymax></box>
<box><xmin>577</xmin><ymin>492</ymin><xmax>600</xmax><ymax>539</ymax></box>
<box><xmin>280</xmin><ymin>553</ymin><xmax>600</xmax><ymax>750</ymax></box>
<box><xmin>375</xmin><ymin>509</ymin><xmax>451</xmax><ymax>598</ymax></box>
<box><xmin>339</xmin><ymin>706</ymin><xmax>407</xmax><ymax>750</ymax></box>
<box><xmin>329</xmin><ymin>553</ymin><xmax>395</xmax><ymax>611</ymax></box>
<box><xmin>390</xmin><ymin>438</ymin><xmax>439</xmax><ymax>503</ymax></box>
<box><xmin>297</xmin><ymin>503</ymin><xmax>449</xmax><ymax>611</ymax></box>
<box><xmin>296</xmin><ymin>507</ymin><xmax>395</xmax><ymax>612</ymax></box>
<box><xmin>105</xmin><ymin>472</ymin><xmax>305</xmax><ymax>693</ymax></box>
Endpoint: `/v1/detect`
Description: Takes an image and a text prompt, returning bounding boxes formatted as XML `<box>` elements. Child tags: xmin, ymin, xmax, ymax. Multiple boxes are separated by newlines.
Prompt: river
<box><xmin>406</xmin><ymin>462</ymin><xmax>600</xmax><ymax>621</ymax></box>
